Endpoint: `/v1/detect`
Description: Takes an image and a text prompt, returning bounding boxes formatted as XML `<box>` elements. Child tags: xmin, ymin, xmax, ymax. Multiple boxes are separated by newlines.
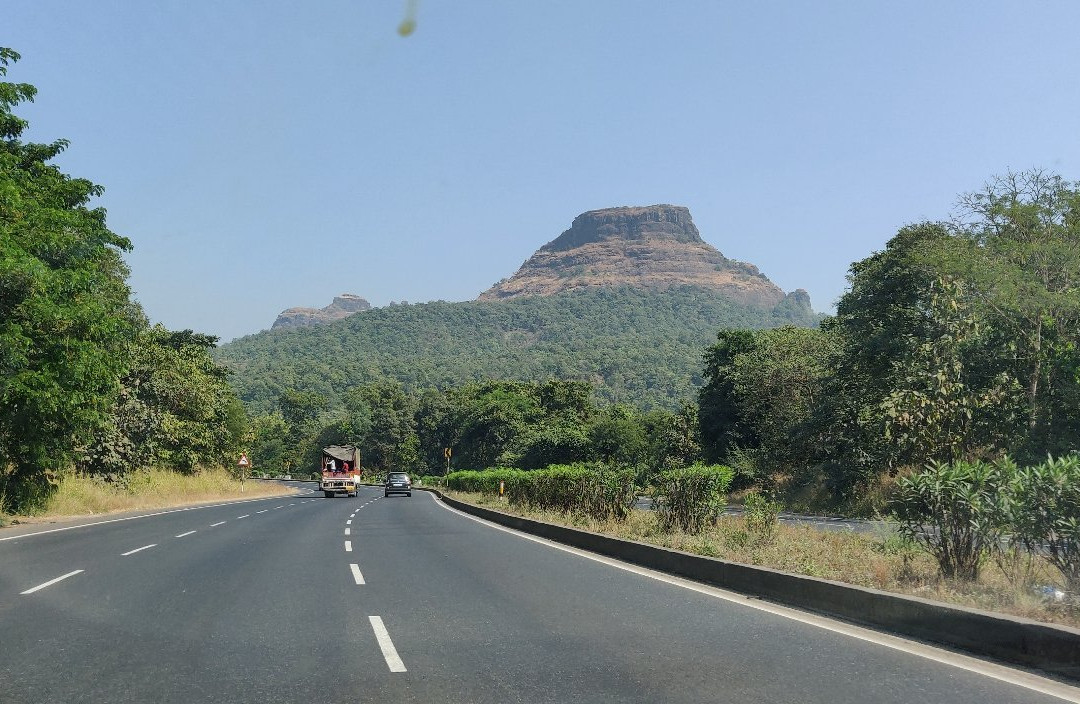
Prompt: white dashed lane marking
<box><xmin>237</xmin><ymin>514</ymin><xmax>250</xmax><ymax>519</ymax></box>
<box><xmin>20</xmin><ymin>570</ymin><xmax>84</xmax><ymax>595</ymax></box>
<box><xmin>345</xmin><ymin>541</ymin><xmax>353</xmax><ymax>552</ymax></box>
<box><xmin>210</xmin><ymin>521</ymin><xmax>226</xmax><ymax>527</ymax></box>
<box><xmin>121</xmin><ymin>544</ymin><xmax>157</xmax><ymax>556</ymax></box>
<box><xmin>175</xmin><ymin>531</ymin><xmax>196</xmax><ymax>538</ymax></box>
<box><xmin>369</xmin><ymin>616</ymin><xmax>407</xmax><ymax>672</ymax></box>
<box><xmin>350</xmin><ymin>563</ymin><xmax>365</xmax><ymax>585</ymax></box>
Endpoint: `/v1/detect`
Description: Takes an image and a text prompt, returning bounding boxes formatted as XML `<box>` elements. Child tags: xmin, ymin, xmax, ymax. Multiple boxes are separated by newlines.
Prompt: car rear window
<box><xmin>388</xmin><ymin>473</ymin><xmax>409</xmax><ymax>481</ymax></box>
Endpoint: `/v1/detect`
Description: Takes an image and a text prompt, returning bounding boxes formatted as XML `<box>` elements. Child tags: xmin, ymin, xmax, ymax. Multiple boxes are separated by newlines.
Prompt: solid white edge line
<box><xmin>0</xmin><ymin>491</ymin><xmax>306</xmax><ymax>542</ymax></box>
<box><xmin>369</xmin><ymin>615</ymin><xmax>406</xmax><ymax>672</ymax></box>
<box><xmin>121</xmin><ymin>543</ymin><xmax>157</xmax><ymax>556</ymax></box>
<box><xmin>345</xmin><ymin>541</ymin><xmax>353</xmax><ymax>552</ymax></box>
<box><xmin>175</xmin><ymin>530</ymin><xmax>196</xmax><ymax>538</ymax></box>
<box><xmin>20</xmin><ymin>569</ymin><xmax>84</xmax><ymax>595</ymax></box>
<box><xmin>350</xmin><ymin>563</ymin><xmax>365</xmax><ymax>585</ymax></box>
<box><xmin>430</xmin><ymin>493</ymin><xmax>1080</xmax><ymax>703</ymax></box>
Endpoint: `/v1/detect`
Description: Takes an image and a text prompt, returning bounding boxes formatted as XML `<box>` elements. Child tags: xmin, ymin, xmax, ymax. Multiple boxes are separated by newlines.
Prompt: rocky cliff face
<box><xmin>272</xmin><ymin>294</ymin><xmax>371</xmax><ymax>329</ymax></box>
<box><xmin>478</xmin><ymin>205</ymin><xmax>791</xmax><ymax>308</ymax></box>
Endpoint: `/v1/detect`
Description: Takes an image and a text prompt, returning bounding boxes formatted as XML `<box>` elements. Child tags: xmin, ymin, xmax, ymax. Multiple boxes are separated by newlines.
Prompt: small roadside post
<box><xmin>237</xmin><ymin>453</ymin><xmax>250</xmax><ymax>492</ymax></box>
<box><xmin>443</xmin><ymin>447</ymin><xmax>452</xmax><ymax>487</ymax></box>
<box><xmin>499</xmin><ymin>480</ymin><xmax>505</xmax><ymax>501</ymax></box>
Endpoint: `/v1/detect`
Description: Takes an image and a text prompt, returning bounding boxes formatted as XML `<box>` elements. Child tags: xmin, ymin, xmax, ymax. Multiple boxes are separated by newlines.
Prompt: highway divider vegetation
<box><xmin>894</xmin><ymin>456</ymin><xmax>1080</xmax><ymax>591</ymax></box>
<box><xmin>654</xmin><ymin>464</ymin><xmax>732</xmax><ymax>533</ymax></box>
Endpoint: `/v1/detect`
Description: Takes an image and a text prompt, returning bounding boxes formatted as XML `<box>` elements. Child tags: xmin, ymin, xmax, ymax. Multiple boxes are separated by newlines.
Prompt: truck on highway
<box><xmin>320</xmin><ymin>445</ymin><xmax>361</xmax><ymax>498</ymax></box>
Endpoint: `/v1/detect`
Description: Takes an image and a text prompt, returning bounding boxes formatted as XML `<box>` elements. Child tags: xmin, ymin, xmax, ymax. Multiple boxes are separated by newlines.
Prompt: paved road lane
<box><xmin>1</xmin><ymin>485</ymin><xmax>1076</xmax><ymax>703</ymax></box>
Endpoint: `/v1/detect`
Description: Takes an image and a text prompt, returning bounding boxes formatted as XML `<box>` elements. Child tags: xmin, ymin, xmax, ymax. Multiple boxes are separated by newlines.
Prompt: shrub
<box><xmin>445</xmin><ymin>468</ymin><xmax>525</xmax><ymax>494</ymax></box>
<box><xmin>653</xmin><ymin>464</ymin><xmax>733</xmax><ymax>534</ymax></box>
<box><xmin>743</xmin><ymin>491</ymin><xmax>783</xmax><ymax>543</ymax></box>
<box><xmin>506</xmin><ymin>463</ymin><xmax>636</xmax><ymax>521</ymax></box>
<box><xmin>891</xmin><ymin>460</ymin><xmax>1005</xmax><ymax>581</ymax></box>
<box><xmin>1007</xmin><ymin>455</ymin><xmax>1080</xmax><ymax>592</ymax></box>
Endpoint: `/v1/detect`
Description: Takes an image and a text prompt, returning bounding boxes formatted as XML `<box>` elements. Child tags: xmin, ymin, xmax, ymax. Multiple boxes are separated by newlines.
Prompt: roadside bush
<box><xmin>891</xmin><ymin>460</ymin><xmax>1005</xmax><ymax>581</ymax></box>
<box><xmin>654</xmin><ymin>464</ymin><xmax>733</xmax><ymax>534</ymax></box>
<box><xmin>506</xmin><ymin>463</ymin><xmax>636</xmax><ymax>521</ymax></box>
<box><xmin>445</xmin><ymin>468</ymin><xmax>525</xmax><ymax>494</ymax></box>
<box><xmin>743</xmin><ymin>491</ymin><xmax>783</xmax><ymax>543</ymax></box>
<box><xmin>1008</xmin><ymin>455</ymin><xmax>1080</xmax><ymax>592</ymax></box>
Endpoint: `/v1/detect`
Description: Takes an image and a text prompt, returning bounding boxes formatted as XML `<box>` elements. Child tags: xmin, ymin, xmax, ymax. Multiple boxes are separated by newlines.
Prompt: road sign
<box><xmin>238</xmin><ymin>453</ymin><xmax>250</xmax><ymax>467</ymax></box>
<box><xmin>443</xmin><ymin>447</ymin><xmax>452</xmax><ymax>460</ymax></box>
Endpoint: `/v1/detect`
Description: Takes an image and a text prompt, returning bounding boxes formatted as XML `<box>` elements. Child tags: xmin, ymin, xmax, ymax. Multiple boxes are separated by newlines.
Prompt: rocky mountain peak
<box><xmin>272</xmin><ymin>293</ymin><xmax>371</xmax><ymax>330</ymax></box>
<box><xmin>479</xmin><ymin>204</ymin><xmax>798</xmax><ymax>309</ymax></box>
<box><xmin>542</xmin><ymin>204</ymin><xmax>703</xmax><ymax>253</ymax></box>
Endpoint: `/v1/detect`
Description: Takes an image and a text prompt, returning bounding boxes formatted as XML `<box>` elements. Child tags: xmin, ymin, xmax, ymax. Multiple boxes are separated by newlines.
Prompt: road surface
<box><xmin>1</xmin><ymin>484</ymin><xmax>1076</xmax><ymax>703</ymax></box>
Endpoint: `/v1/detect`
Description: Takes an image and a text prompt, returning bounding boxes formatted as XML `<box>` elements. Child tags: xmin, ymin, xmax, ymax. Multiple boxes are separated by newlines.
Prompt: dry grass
<box><xmin>6</xmin><ymin>468</ymin><xmax>295</xmax><ymax>522</ymax></box>
<box><xmin>448</xmin><ymin>490</ymin><xmax>1080</xmax><ymax>629</ymax></box>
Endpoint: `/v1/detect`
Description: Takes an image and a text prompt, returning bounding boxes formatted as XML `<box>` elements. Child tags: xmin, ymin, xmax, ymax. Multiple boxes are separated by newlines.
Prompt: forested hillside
<box><xmin>217</xmin><ymin>285</ymin><xmax>820</xmax><ymax>413</ymax></box>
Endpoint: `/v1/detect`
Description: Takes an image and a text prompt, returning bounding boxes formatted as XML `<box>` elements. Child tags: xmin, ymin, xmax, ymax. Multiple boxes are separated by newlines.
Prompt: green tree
<box><xmin>698</xmin><ymin>327</ymin><xmax>836</xmax><ymax>487</ymax></box>
<box><xmin>951</xmin><ymin>170</ymin><xmax>1080</xmax><ymax>453</ymax></box>
<box><xmin>0</xmin><ymin>49</ymin><xmax>138</xmax><ymax>511</ymax></box>
<box><xmin>588</xmin><ymin>404</ymin><xmax>647</xmax><ymax>466</ymax></box>
<box><xmin>882</xmin><ymin>278</ymin><xmax>1018</xmax><ymax>466</ymax></box>
<box><xmin>249</xmin><ymin>413</ymin><xmax>289</xmax><ymax>476</ymax></box>
<box><xmin>352</xmin><ymin>381</ymin><xmax>419</xmax><ymax>472</ymax></box>
<box><xmin>277</xmin><ymin>389</ymin><xmax>327</xmax><ymax>473</ymax></box>
<box><xmin>698</xmin><ymin>329</ymin><xmax>757</xmax><ymax>463</ymax></box>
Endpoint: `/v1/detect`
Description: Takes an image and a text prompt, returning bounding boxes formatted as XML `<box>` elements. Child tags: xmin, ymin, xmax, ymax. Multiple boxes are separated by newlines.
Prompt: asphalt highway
<box><xmin>1</xmin><ymin>484</ymin><xmax>1077</xmax><ymax>703</ymax></box>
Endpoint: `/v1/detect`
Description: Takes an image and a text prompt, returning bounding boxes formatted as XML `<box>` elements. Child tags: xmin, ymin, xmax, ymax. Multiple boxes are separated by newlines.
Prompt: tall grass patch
<box><xmin>28</xmin><ymin>468</ymin><xmax>293</xmax><ymax>517</ymax></box>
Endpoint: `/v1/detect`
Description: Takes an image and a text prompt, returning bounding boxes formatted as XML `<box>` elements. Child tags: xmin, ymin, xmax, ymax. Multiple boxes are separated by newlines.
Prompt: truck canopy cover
<box><xmin>322</xmin><ymin>445</ymin><xmax>357</xmax><ymax>463</ymax></box>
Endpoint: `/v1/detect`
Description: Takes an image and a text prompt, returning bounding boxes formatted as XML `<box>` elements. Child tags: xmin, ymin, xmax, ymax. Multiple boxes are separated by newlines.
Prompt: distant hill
<box><xmin>272</xmin><ymin>293</ymin><xmax>371</xmax><ymax>329</ymax></box>
<box><xmin>218</xmin><ymin>285</ymin><xmax>821</xmax><ymax>414</ymax></box>
<box><xmin>479</xmin><ymin>204</ymin><xmax>805</xmax><ymax>310</ymax></box>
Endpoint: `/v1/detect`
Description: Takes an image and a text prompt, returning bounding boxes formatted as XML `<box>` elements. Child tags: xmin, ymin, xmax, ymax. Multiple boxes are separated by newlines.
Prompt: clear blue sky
<box><xmin>8</xmin><ymin>1</ymin><xmax>1080</xmax><ymax>341</ymax></box>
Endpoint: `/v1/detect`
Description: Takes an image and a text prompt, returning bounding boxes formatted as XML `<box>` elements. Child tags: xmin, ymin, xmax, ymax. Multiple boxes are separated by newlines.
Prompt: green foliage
<box><xmin>654</xmin><ymin>463</ymin><xmax>733</xmax><ymax>533</ymax></box>
<box><xmin>743</xmin><ymin>491</ymin><xmax>783</xmax><ymax>544</ymax></box>
<box><xmin>249</xmin><ymin>413</ymin><xmax>289</xmax><ymax>476</ymax></box>
<box><xmin>217</xmin><ymin>285</ymin><xmax>821</xmax><ymax>415</ymax></box>
<box><xmin>1007</xmin><ymin>455</ymin><xmax>1080</xmax><ymax>591</ymax></box>
<box><xmin>350</xmin><ymin>381</ymin><xmax>418</xmax><ymax>472</ymax></box>
<box><xmin>881</xmin><ymin>278</ymin><xmax>1019</xmax><ymax>467</ymax></box>
<box><xmin>698</xmin><ymin>326</ymin><xmax>837</xmax><ymax>488</ymax></box>
<box><xmin>0</xmin><ymin>49</ymin><xmax>136</xmax><ymax>511</ymax></box>
<box><xmin>891</xmin><ymin>460</ymin><xmax>1006</xmax><ymax>581</ymax></box>
<box><xmin>445</xmin><ymin>467</ymin><xmax>525</xmax><ymax>493</ymax></box>
<box><xmin>77</xmin><ymin>325</ymin><xmax>246</xmax><ymax>474</ymax></box>
<box><xmin>505</xmin><ymin>463</ymin><xmax>637</xmax><ymax>521</ymax></box>
<box><xmin>587</xmin><ymin>404</ymin><xmax>648</xmax><ymax>466</ymax></box>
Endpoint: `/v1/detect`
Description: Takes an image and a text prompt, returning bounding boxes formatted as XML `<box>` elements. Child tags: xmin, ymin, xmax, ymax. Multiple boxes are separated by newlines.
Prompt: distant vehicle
<box><xmin>385</xmin><ymin>472</ymin><xmax>412</xmax><ymax>497</ymax></box>
<box><xmin>320</xmin><ymin>445</ymin><xmax>361</xmax><ymax>498</ymax></box>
